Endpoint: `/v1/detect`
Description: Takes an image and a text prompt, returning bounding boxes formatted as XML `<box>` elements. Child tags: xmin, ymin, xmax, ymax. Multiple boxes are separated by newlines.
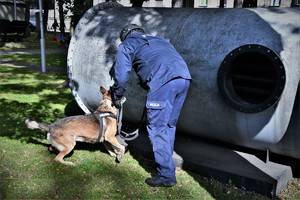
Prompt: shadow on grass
<box><xmin>0</xmin><ymin>67</ymin><xmax>66</xmax><ymax>136</ymax></box>
<box><xmin>0</xmin><ymin>66</ymin><xmax>145</xmax><ymax>198</ymax></box>
<box><xmin>0</xmin><ymin>65</ymin><xmax>231</xmax><ymax>198</ymax></box>
<box><xmin>0</xmin><ymin>66</ymin><xmax>294</xmax><ymax>199</ymax></box>
<box><xmin>0</xmin><ymin>65</ymin><xmax>125</xmax><ymax>156</ymax></box>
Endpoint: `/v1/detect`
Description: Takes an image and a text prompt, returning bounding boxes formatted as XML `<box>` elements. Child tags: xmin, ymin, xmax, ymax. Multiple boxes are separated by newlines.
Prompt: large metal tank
<box><xmin>67</xmin><ymin>2</ymin><xmax>300</xmax><ymax>159</ymax></box>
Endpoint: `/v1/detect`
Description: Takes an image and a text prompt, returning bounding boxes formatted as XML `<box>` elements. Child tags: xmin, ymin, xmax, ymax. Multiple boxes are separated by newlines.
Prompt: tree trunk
<box><xmin>219</xmin><ymin>0</ymin><xmax>225</xmax><ymax>7</ymax></box>
<box><xmin>43</xmin><ymin>0</ymin><xmax>49</xmax><ymax>33</ymax></box>
<box><xmin>182</xmin><ymin>0</ymin><xmax>194</xmax><ymax>7</ymax></box>
<box><xmin>234</xmin><ymin>0</ymin><xmax>243</xmax><ymax>7</ymax></box>
<box><xmin>243</xmin><ymin>0</ymin><xmax>257</xmax><ymax>7</ymax></box>
<box><xmin>172</xmin><ymin>0</ymin><xmax>183</xmax><ymax>7</ymax></box>
<box><xmin>58</xmin><ymin>0</ymin><xmax>65</xmax><ymax>34</ymax></box>
<box><xmin>131</xmin><ymin>0</ymin><xmax>144</xmax><ymax>7</ymax></box>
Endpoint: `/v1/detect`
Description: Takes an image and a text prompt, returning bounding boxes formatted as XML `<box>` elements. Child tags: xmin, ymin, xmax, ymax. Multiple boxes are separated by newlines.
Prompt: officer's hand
<box><xmin>109</xmin><ymin>86</ymin><xmax>126</xmax><ymax>109</ymax></box>
<box><xmin>109</xmin><ymin>86</ymin><xmax>115</xmax><ymax>101</ymax></box>
<box><xmin>114</xmin><ymin>96</ymin><xmax>126</xmax><ymax>109</ymax></box>
<box><xmin>114</xmin><ymin>99</ymin><xmax>122</xmax><ymax>109</ymax></box>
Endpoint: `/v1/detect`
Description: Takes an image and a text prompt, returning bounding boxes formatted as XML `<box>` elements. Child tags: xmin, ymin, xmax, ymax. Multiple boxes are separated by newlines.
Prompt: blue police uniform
<box><xmin>112</xmin><ymin>31</ymin><xmax>191</xmax><ymax>184</ymax></box>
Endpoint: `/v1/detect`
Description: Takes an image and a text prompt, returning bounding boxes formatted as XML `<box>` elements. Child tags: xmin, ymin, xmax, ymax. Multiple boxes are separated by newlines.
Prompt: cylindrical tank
<box><xmin>67</xmin><ymin>2</ymin><xmax>300</xmax><ymax>159</ymax></box>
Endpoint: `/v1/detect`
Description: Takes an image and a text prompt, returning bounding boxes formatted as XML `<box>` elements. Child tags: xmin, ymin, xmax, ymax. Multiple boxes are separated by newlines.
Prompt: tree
<box><xmin>43</xmin><ymin>0</ymin><xmax>50</xmax><ymax>32</ymax></box>
<box><xmin>219</xmin><ymin>0</ymin><xmax>224</xmax><ymax>7</ymax></box>
<box><xmin>130</xmin><ymin>0</ymin><xmax>146</xmax><ymax>7</ymax></box>
<box><xmin>172</xmin><ymin>0</ymin><xmax>183</xmax><ymax>7</ymax></box>
<box><xmin>182</xmin><ymin>0</ymin><xmax>194</xmax><ymax>7</ymax></box>
<box><xmin>25</xmin><ymin>0</ymin><xmax>31</xmax><ymax>22</ymax></box>
<box><xmin>234</xmin><ymin>0</ymin><xmax>243</xmax><ymax>7</ymax></box>
<box><xmin>64</xmin><ymin>0</ymin><xmax>93</xmax><ymax>31</ymax></box>
<box><xmin>243</xmin><ymin>0</ymin><xmax>257</xmax><ymax>7</ymax></box>
<box><xmin>57</xmin><ymin>0</ymin><xmax>65</xmax><ymax>33</ymax></box>
<box><xmin>291</xmin><ymin>0</ymin><xmax>299</xmax><ymax>6</ymax></box>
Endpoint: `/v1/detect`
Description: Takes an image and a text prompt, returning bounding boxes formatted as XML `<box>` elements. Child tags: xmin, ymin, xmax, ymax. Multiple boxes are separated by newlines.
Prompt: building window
<box><xmin>291</xmin><ymin>0</ymin><xmax>300</xmax><ymax>6</ymax></box>
<box><xmin>270</xmin><ymin>0</ymin><xmax>281</xmax><ymax>6</ymax></box>
<box><xmin>243</xmin><ymin>0</ymin><xmax>257</xmax><ymax>7</ymax></box>
<box><xmin>219</xmin><ymin>0</ymin><xmax>227</xmax><ymax>7</ymax></box>
<box><xmin>199</xmin><ymin>0</ymin><xmax>208</xmax><ymax>7</ymax></box>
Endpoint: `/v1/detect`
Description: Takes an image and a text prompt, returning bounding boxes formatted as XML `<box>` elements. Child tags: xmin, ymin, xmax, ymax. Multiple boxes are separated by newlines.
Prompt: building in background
<box><xmin>93</xmin><ymin>0</ymin><xmax>299</xmax><ymax>8</ymax></box>
<box><xmin>30</xmin><ymin>1</ymin><xmax>71</xmax><ymax>33</ymax></box>
<box><xmin>27</xmin><ymin>0</ymin><xmax>300</xmax><ymax>35</ymax></box>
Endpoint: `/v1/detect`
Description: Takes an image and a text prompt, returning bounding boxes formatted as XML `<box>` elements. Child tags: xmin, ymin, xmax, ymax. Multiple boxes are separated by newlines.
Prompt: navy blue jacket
<box><xmin>112</xmin><ymin>32</ymin><xmax>191</xmax><ymax>100</ymax></box>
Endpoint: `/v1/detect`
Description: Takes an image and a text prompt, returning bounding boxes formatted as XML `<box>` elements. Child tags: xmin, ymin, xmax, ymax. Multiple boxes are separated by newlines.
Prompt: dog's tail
<box><xmin>25</xmin><ymin>118</ymin><xmax>50</xmax><ymax>132</ymax></box>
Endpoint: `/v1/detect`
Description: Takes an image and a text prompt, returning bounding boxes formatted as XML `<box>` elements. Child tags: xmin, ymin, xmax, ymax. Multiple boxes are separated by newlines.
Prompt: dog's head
<box><xmin>97</xmin><ymin>86</ymin><xmax>116</xmax><ymax>114</ymax></box>
<box><xmin>100</xmin><ymin>86</ymin><xmax>113</xmax><ymax>101</ymax></box>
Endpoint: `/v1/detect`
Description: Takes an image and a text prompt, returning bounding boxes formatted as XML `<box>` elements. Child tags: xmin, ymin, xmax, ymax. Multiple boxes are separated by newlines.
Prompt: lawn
<box><xmin>0</xmin><ymin>53</ymin><xmax>67</xmax><ymax>70</ymax></box>
<box><xmin>0</xmin><ymin>34</ymin><xmax>299</xmax><ymax>199</ymax></box>
<box><xmin>0</xmin><ymin>65</ymin><xmax>267</xmax><ymax>199</ymax></box>
<box><xmin>0</xmin><ymin>32</ymin><xmax>65</xmax><ymax>50</ymax></box>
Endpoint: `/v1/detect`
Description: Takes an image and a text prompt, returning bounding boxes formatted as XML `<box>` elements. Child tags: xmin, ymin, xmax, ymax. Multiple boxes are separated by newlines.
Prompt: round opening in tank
<box><xmin>217</xmin><ymin>44</ymin><xmax>285</xmax><ymax>113</ymax></box>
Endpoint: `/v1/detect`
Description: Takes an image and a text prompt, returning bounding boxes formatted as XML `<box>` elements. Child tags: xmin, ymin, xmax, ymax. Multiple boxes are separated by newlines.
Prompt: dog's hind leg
<box><xmin>54</xmin><ymin>148</ymin><xmax>75</xmax><ymax>166</ymax></box>
<box><xmin>49</xmin><ymin>133</ymin><xmax>76</xmax><ymax>166</ymax></box>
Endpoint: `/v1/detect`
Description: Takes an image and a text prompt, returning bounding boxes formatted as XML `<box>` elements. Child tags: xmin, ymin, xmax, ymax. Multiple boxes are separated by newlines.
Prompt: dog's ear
<box><xmin>100</xmin><ymin>86</ymin><xmax>107</xmax><ymax>94</ymax></box>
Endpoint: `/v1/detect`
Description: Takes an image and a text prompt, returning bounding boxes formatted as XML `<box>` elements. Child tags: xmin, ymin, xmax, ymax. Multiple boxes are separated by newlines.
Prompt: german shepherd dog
<box><xmin>25</xmin><ymin>86</ymin><xmax>125</xmax><ymax>166</ymax></box>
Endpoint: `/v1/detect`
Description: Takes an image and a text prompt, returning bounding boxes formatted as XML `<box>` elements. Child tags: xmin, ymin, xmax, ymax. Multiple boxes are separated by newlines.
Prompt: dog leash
<box><xmin>117</xmin><ymin>97</ymin><xmax>140</xmax><ymax>141</ymax></box>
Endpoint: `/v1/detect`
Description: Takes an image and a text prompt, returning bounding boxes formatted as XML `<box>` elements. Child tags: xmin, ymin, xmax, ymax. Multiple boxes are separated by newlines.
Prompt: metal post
<box><xmin>13</xmin><ymin>0</ymin><xmax>17</xmax><ymax>20</ymax></box>
<box><xmin>38</xmin><ymin>0</ymin><xmax>46</xmax><ymax>73</ymax></box>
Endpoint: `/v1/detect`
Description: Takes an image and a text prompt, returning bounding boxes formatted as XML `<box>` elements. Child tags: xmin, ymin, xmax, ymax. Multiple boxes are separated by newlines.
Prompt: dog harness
<box><xmin>94</xmin><ymin>111</ymin><xmax>117</xmax><ymax>143</ymax></box>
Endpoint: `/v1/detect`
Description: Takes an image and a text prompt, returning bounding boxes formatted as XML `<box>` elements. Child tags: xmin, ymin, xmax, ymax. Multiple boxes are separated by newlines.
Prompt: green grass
<box><xmin>0</xmin><ymin>36</ymin><xmax>299</xmax><ymax>199</ymax></box>
<box><xmin>0</xmin><ymin>32</ymin><xmax>65</xmax><ymax>50</ymax></box>
<box><xmin>0</xmin><ymin>65</ymin><xmax>273</xmax><ymax>200</ymax></box>
<box><xmin>0</xmin><ymin>53</ymin><xmax>67</xmax><ymax>69</ymax></box>
<box><xmin>0</xmin><ymin>32</ymin><xmax>68</xmax><ymax>69</ymax></box>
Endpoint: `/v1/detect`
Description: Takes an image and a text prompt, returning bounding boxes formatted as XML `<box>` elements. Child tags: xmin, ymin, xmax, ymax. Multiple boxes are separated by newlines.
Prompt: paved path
<box><xmin>0</xmin><ymin>48</ymin><xmax>68</xmax><ymax>73</ymax></box>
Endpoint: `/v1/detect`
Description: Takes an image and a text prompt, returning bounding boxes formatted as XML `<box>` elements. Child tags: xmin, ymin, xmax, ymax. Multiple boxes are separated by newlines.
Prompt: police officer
<box><xmin>111</xmin><ymin>24</ymin><xmax>191</xmax><ymax>187</ymax></box>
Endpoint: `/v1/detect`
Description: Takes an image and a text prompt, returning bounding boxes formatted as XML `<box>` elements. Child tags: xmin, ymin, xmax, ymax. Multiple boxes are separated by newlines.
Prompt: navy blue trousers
<box><xmin>146</xmin><ymin>78</ymin><xmax>190</xmax><ymax>183</ymax></box>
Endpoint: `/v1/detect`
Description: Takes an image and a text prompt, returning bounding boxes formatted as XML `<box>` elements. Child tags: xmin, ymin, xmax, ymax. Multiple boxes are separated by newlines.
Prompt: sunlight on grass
<box><xmin>0</xmin><ymin>66</ymin><xmax>67</xmax><ymax>104</ymax></box>
<box><xmin>0</xmin><ymin>65</ymin><xmax>220</xmax><ymax>199</ymax></box>
<box><xmin>0</xmin><ymin>137</ymin><xmax>215</xmax><ymax>199</ymax></box>
<box><xmin>49</xmin><ymin>103</ymin><xmax>66</xmax><ymax>110</ymax></box>
<box><xmin>0</xmin><ymin>92</ymin><xmax>40</xmax><ymax>103</ymax></box>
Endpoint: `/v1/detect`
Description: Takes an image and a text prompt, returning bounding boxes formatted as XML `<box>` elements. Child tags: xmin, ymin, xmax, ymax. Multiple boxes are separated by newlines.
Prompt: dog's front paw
<box><xmin>116</xmin><ymin>154</ymin><xmax>123</xmax><ymax>163</ymax></box>
<box><xmin>54</xmin><ymin>158</ymin><xmax>75</xmax><ymax>166</ymax></box>
<box><xmin>64</xmin><ymin>161</ymin><xmax>75</xmax><ymax>166</ymax></box>
<box><xmin>107</xmin><ymin>150</ymin><xmax>117</xmax><ymax>157</ymax></box>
